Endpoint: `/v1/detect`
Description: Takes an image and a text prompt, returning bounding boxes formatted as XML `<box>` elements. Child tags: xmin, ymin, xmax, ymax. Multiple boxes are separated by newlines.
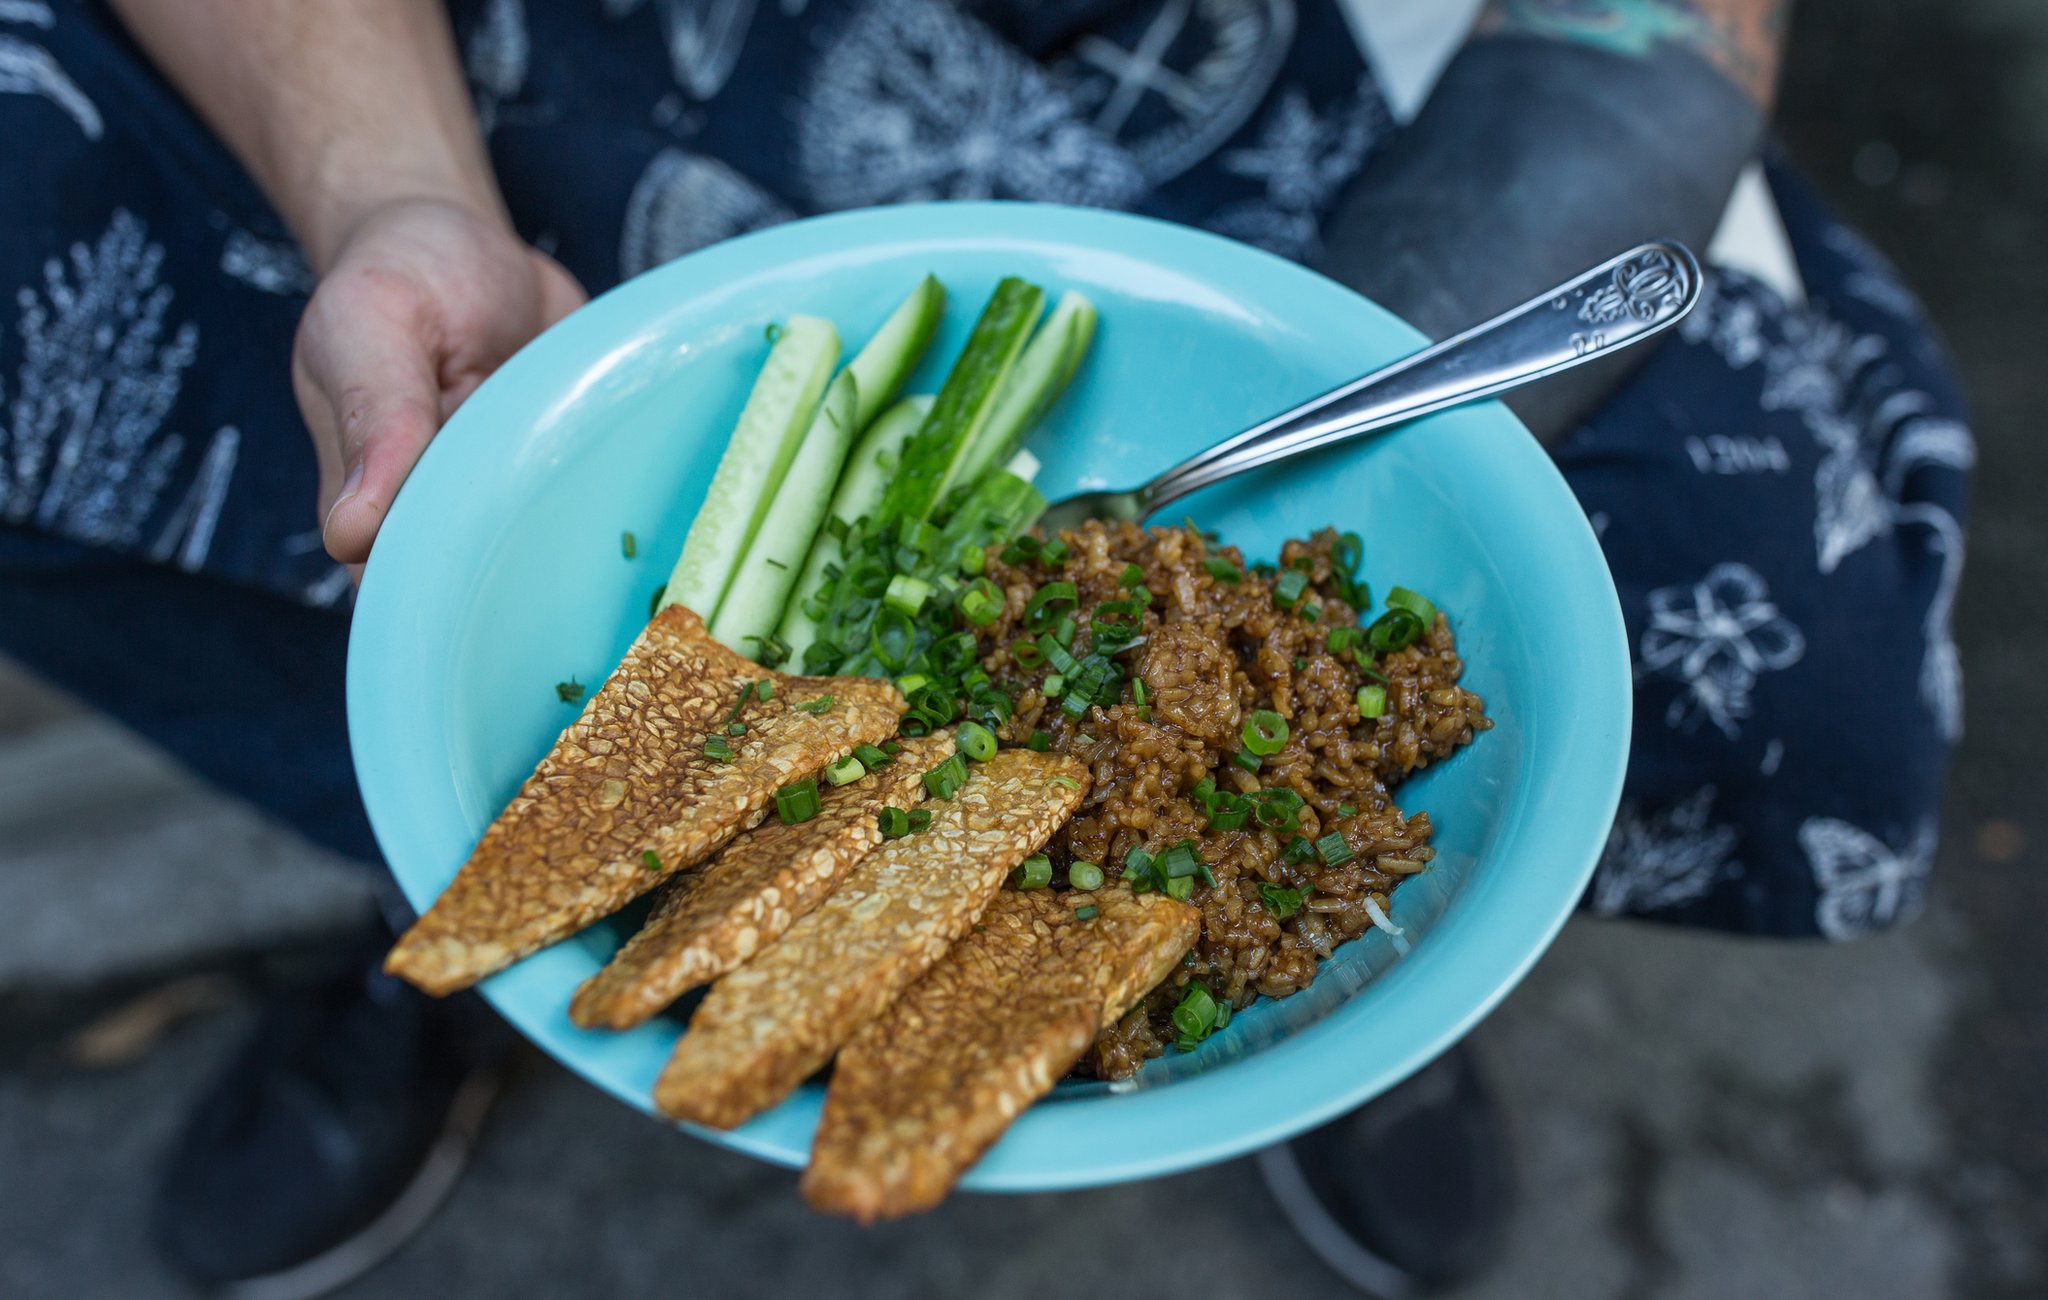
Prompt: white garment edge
<box><xmin>1336</xmin><ymin>0</ymin><xmax>1807</xmax><ymax>305</ymax></box>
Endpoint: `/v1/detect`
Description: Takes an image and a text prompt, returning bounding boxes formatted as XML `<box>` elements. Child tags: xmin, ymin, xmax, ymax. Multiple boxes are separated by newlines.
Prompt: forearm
<box><xmin>106</xmin><ymin>0</ymin><xmax>506</xmax><ymax>272</ymax></box>
<box><xmin>1322</xmin><ymin>1</ymin><xmax>1787</xmax><ymax>441</ymax></box>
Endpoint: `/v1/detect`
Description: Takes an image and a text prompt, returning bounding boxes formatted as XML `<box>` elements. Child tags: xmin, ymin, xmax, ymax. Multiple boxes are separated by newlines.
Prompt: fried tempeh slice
<box><xmin>568</xmin><ymin>732</ymin><xmax>956</xmax><ymax>1030</ymax></box>
<box><xmin>654</xmin><ymin>748</ymin><xmax>1090</xmax><ymax>1129</ymax></box>
<box><xmin>801</xmin><ymin>886</ymin><xmax>1199</xmax><ymax>1222</ymax></box>
<box><xmin>386</xmin><ymin>605</ymin><xmax>903</xmax><ymax>997</ymax></box>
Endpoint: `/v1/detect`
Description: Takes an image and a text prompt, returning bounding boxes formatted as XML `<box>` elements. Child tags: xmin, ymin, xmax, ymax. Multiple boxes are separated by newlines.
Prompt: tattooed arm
<box><xmin>1321</xmin><ymin>0</ymin><xmax>1789</xmax><ymax>443</ymax></box>
<box><xmin>105</xmin><ymin>0</ymin><xmax>584</xmax><ymax>564</ymax></box>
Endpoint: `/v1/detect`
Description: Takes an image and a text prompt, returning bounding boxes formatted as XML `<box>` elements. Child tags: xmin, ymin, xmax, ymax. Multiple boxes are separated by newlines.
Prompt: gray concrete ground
<box><xmin>2</xmin><ymin>0</ymin><xmax>2043</xmax><ymax>1296</ymax></box>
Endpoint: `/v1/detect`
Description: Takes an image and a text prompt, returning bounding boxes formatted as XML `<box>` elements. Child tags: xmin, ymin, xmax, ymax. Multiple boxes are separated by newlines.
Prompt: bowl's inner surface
<box><xmin>353</xmin><ymin>207</ymin><xmax>1624</xmax><ymax>1187</ymax></box>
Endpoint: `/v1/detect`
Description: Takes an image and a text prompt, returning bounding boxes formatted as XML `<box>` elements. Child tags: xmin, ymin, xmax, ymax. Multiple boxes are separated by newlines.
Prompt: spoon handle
<box><xmin>1136</xmin><ymin>240</ymin><xmax>1702</xmax><ymax>515</ymax></box>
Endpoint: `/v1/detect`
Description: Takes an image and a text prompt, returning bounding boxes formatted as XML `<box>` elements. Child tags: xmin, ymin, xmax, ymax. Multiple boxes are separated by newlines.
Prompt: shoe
<box><xmin>1258</xmin><ymin>1045</ymin><xmax>1513</xmax><ymax>1297</ymax></box>
<box><xmin>153</xmin><ymin>946</ymin><xmax>504</xmax><ymax>1299</ymax></box>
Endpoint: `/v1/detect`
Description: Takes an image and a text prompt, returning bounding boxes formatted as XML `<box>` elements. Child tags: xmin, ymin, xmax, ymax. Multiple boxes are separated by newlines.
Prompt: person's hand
<box><xmin>293</xmin><ymin>198</ymin><xmax>585</xmax><ymax>565</ymax></box>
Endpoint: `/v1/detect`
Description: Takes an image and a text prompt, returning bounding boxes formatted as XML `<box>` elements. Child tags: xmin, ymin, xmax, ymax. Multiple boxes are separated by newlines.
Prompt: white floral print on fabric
<box><xmin>0</xmin><ymin>18</ymin><xmax>103</xmax><ymax>140</ymax></box>
<box><xmin>1203</xmin><ymin>74</ymin><xmax>1387</xmax><ymax>261</ymax></box>
<box><xmin>1589</xmin><ymin>786</ymin><xmax>1741</xmax><ymax>917</ymax></box>
<box><xmin>794</xmin><ymin>0</ymin><xmax>1145</xmax><ymax>211</ymax></box>
<box><xmin>1675</xmin><ymin>269</ymin><xmax>1974</xmax><ymax>740</ymax></box>
<box><xmin>147</xmin><ymin>425</ymin><xmax>238</xmax><ymax>571</ymax></box>
<box><xmin>619</xmin><ymin>150</ymin><xmax>793</xmax><ymax>279</ymax></box>
<box><xmin>656</xmin><ymin>0</ymin><xmax>757</xmax><ymax>101</ymax></box>
<box><xmin>3</xmin><ymin>210</ymin><xmax>199</xmax><ymax>548</ymax></box>
<box><xmin>1802</xmin><ymin>815</ymin><xmax>1935</xmax><ymax>939</ymax></box>
<box><xmin>1055</xmin><ymin>0</ymin><xmax>1296</xmax><ymax>187</ymax></box>
<box><xmin>1639</xmin><ymin>561</ymin><xmax>1805</xmax><ymax>740</ymax></box>
<box><xmin>466</xmin><ymin>0</ymin><xmax>530</xmax><ymax>131</ymax></box>
<box><xmin>219</xmin><ymin>230</ymin><xmax>313</xmax><ymax>296</ymax></box>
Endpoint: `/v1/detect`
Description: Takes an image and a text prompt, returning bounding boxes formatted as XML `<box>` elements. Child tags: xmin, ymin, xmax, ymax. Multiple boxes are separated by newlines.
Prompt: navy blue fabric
<box><xmin>0</xmin><ymin>1</ymin><xmax>1971</xmax><ymax>938</ymax></box>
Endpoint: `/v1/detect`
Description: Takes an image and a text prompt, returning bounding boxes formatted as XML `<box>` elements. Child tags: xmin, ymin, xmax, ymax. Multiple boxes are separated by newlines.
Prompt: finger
<box><xmin>296</xmin><ymin>291</ymin><xmax>444</xmax><ymax>565</ymax></box>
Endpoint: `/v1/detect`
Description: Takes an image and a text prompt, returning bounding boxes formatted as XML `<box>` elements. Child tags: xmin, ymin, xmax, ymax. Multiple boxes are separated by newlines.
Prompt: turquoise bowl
<box><xmin>349</xmin><ymin>203</ymin><xmax>1630</xmax><ymax>1191</ymax></box>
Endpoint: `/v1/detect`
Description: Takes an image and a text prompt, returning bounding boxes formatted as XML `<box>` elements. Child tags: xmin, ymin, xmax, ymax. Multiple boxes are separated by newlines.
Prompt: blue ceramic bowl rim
<box><xmin>349</xmin><ymin>201</ymin><xmax>1631</xmax><ymax>1191</ymax></box>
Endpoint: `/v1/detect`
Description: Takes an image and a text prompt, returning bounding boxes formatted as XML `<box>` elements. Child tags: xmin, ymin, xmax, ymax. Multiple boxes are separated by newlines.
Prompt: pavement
<box><xmin>2</xmin><ymin>0</ymin><xmax>2043</xmax><ymax>1296</ymax></box>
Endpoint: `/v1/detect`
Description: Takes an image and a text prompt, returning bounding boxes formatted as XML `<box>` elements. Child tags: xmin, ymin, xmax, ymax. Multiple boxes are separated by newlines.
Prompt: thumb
<box><xmin>296</xmin><ymin>299</ymin><xmax>444</xmax><ymax>565</ymax></box>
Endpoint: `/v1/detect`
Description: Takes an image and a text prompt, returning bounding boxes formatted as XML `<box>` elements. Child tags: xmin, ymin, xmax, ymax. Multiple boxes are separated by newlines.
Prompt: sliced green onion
<box><xmin>1241</xmin><ymin>709</ymin><xmax>1289</xmax><ymax>756</ymax></box>
<box><xmin>755</xmin><ymin>680</ymin><xmax>774</xmax><ymax>702</ymax></box>
<box><xmin>1012</xmin><ymin>853</ymin><xmax>1053</xmax><ymax>890</ymax></box>
<box><xmin>1232</xmin><ymin>748</ymin><xmax>1263</xmax><ymax>773</ymax></box>
<box><xmin>1273</xmin><ymin>569</ymin><xmax>1309</xmax><ymax>607</ymax></box>
<box><xmin>1037</xmin><ymin>635</ymin><xmax>1081</xmax><ymax>677</ymax></box>
<box><xmin>960</xmin><ymin>577</ymin><xmax>1004</xmax><ymax>626</ymax></box>
<box><xmin>1292</xmin><ymin>656</ymin><xmax>1307</xmax><ymax>673</ymax></box>
<box><xmin>1069</xmin><ymin>861</ymin><xmax>1105</xmax><ymax>891</ymax></box>
<box><xmin>1203</xmin><ymin>556</ymin><xmax>1243</xmax><ymax>584</ymax></box>
<box><xmin>1284</xmin><ymin>835</ymin><xmax>1316</xmax><ymax>864</ymax></box>
<box><xmin>1132</xmin><ymin>678</ymin><xmax>1151</xmax><ymax>720</ymax></box>
<box><xmin>1172</xmin><ymin>983</ymin><xmax>1220</xmax><ymax>1045</ymax></box>
<box><xmin>1302</xmin><ymin>603</ymin><xmax>1321</xmax><ymax>624</ymax></box>
<box><xmin>1334</xmin><ymin>531</ymin><xmax>1364</xmax><ymax>575</ymax></box>
<box><xmin>1338</xmin><ymin>803</ymin><xmax>1357</xmax><ymax>818</ymax></box>
<box><xmin>1027</xmin><ymin>730</ymin><xmax>1052</xmax><ymax>752</ymax></box>
<box><xmin>1160</xmin><ymin>840</ymin><xmax>1205</xmax><ymax>879</ymax></box>
<box><xmin>961</xmin><ymin>543</ymin><xmax>986</xmax><ymax>575</ymax></box>
<box><xmin>1315</xmin><ymin>831</ymin><xmax>1355</xmax><ymax>866</ymax></box>
<box><xmin>622</xmin><ymin>531</ymin><xmax>638</xmax><ymax>559</ymax></box>
<box><xmin>796</xmin><ymin>694</ymin><xmax>835</xmax><ymax>715</ymax></box>
<box><xmin>1048</xmin><ymin>774</ymin><xmax>1081</xmax><ymax>790</ymax></box>
<box><xmin>853</xmin><ymin>743</ymin><xmax>893</xmax><ymax>767</ymax></box>
<box><xmin>824</xmin><ymin>755</ymin><xmax>866</xmax><ymax>786</ymax></box>
<box><xmin>883</xmin><ymin>574</ymin><xmax>932</xmax><ymax>615</ymax></box>
<box><xmin>1124</xmin><ymin>846</ymin><xmax>1157</xmax><ymax>894</ymax></box>
<box><xmin>1207</xmin><ymin>793</ymin><xmax>1249</xmax><ymax>832</ymax></box>
<box><xmin>1247</xmin><ymin>788</ymin><xmax>1304</xmax><ymax>831</ymax></box>
<box><xmin>1327</xmin><ymin>627</ymin><xmax>1361</xmax><ymax>657</ymax></box>
<box><xmin>878</xmin><ymin>807</ymin><xmax>913</xmax><ymax>838</ymax></box>
<box><xmin>1386</xmin><ymin>586</ymin><xmax>1438</xmax><ymax>626</ymax></box>
<box><xmin>908</xmin><ymin>808</ymin><xmax>933</xmax><ymax>831</ymax></box>
<box><xmin>1043</xmin><ymin>673</ymin><xmax>1067</xmax><ymax>698</ymax></box>
<box><xmin>648</xmin><ymin>583</ymin><xmax>667</xmax><ymax>619</ymax></box>
<box><xmin>1025</xmin><ymin>580</ymin><xmax>1078</xmax><ymax>630</ymax></box>
<box><xmin>1119</xmin><ymin>563</ymin><xmax>1145</xmax><ymax>587</ymax></box>
<box><xmin>955</xmin><ymin>720</ymin><xmax>998</xmax><ymax>762</ymax></box>
<box><xmin>704</xmin><ymin>736</ymin><xmax>735</xmax><ymax>762</ymax></box>
<box><xmin>1011</xmin><ymin>638</ymin><xmax>1045</xmax><ymax>670</ymax></box>
<box><xmin>923</xmin><ymin>752</ymin><xmax>968</xmax><ymax>800</ymax></box>
<box><xmin>1039</xmin><ymin>539</ymin><xmax>1070</xmax><ymax>566</ymax></box>
<box><xmin>643</xmin><ymin>849</ymin><xmax>663</xmax><ymax>872</ymax></box>
<box><xmin>1257</xmin><ymin>882</ymin><xmax>1305</xmax><ymax>919</ymax></box>
<box><xmin>1358</xmin><ymin>684</ymin><xmax>1388</xmax><ymax>719</ymax></box>
<box><xmin>726</xmin><ymin>722</ymin><xmax>746</xmax><ymax>736</ymax></box>
<box><xmin>1164</xmin><ymin>875</ymin><xmax>1195</xmax><ymax>901</ymax></box>
<box><xmin>1075</xmin><ymin>903</ymin><xmax>1099</xmax><ymax>921</ymax></box>
<box><xmin>1366</xmin><ymin>608</ymin><xmax>1426</xmax><ymax>653</ymax></box>
<box><xmin>556</xmin><ymin>679</ymin><xmax>585</xmax><ymax>704</ymax></box>
<box><xmin>775</xmin><ymin>778</ymin><xmax>821</xmax><ymax>824</ymax></box>
<box><xmin>1051</xmin><ymin>612</ymin><xmax>1078</xmax><ymax>648</ymax></box>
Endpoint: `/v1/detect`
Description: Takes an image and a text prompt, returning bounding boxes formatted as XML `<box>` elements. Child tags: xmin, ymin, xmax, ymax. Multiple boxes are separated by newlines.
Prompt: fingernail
<box><xmin>326</xmin><ymin>460</ymin><xmax>364</xmax><ymax>529</ymax></box>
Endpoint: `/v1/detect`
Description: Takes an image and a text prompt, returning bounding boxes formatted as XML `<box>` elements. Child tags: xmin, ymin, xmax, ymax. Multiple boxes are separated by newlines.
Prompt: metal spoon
<box><xmin>1035</xmin><ymin>240</ymin><xmax>1702</xmax><ymax>532</ymax></box>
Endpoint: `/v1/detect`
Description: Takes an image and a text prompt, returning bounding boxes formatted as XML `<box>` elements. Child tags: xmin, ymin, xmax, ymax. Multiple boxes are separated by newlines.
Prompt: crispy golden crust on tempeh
<box><xmin>568</xmin><ymin>732</ymin><xmax>956</xmax><ymax>1029</ymax></box>
<box><xmin>801</xmin><ymin>887</ymin><xmax>1198</xmax><ymax>1222</ymax></box>
<box><xmin>385</xmin><ymin>605</ymin><xmax>903</xmax><ymax>996</ymax></box>
<box><xmin>653</xmin><ymin>749</ymin><xmax>1091</xmax><ymax>1129</ymax></box>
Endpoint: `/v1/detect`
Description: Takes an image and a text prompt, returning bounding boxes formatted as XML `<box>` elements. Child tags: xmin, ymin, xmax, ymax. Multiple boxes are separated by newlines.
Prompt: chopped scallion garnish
<box><xmin>556</xmin><ymin>679</ymin><xmax>585</xmax><ymax>704</ymax></box>
<box><xmin>824</xmin><ymin>755</ymin><xmax>866</xmax><ymax>786</ymax></box>
<box><xmin>1172</xmin><ymin>983</ymin><xmax>1220</xmax><ymax>1047</ymax></box>
<box><xmin>1075</xmin><ymin>903</ymin><xmax>1099</xmax><ymax>921</ymax></box>
<box><xmin>1366</xmin><ymin>607</ymin><xmax>1426</xmax><ymax>653</ymax></box>
<box><xmin>853</xmin><ymin>743</ymin><xmax>893</xmax><ymax>768</ymax></box>
<box><xmin>643</xmin><ymin>849</ymin><xmax>662</xmax><ymax>872</ymax></box>
<box><xmin>883</xmin><ymin>574</ymin><xmax>932</xmax><ymax>615</ymax></box>
<box><xmin>796</xmin><ymin>694</ymin><xmax>835</xmax><ymax>715</ymax></box>
<box><xmin>775</xmin><ymin>777</ymin><xmax>821</xmax><ymax>824</ymax></box>
<box><xmin>1315</xmin><ymin>831</ymin><xmax>1355</xmax><ymax>866</ymax></box>
<box><xmin>923</xmin><ymin>752</ymin><xmax>968</xmax><ymax>800</ymax></box>
<box><xmin>960</xmin><ymin>577</ymin><xmax>1005</xmax><ymax>626</ymax></box>
<box><xmin>1232</xmin><ymin>748</ymin><xmax>1263</xmax><ymax>773</ymax></box>
<box><xmin>1203</xmin><ymin>556</ymin><xmax>1243</xmax><ymax>584</ymax></box>
<box><xmin>1241</xmin><ymin>709</ymin><xmax>1289</xmax><ymax>756</ymax></box>
<box><xmin>1049</xmin><ymin>775</ymin><xmax>1081</xmax><ymax>790</ymax></box>
<box><xmin>1069</xmin><ymin>861</ymin><xmax>1104</xmax><ymax>890</ymax></box>
<box><xmin>622</xmin><ymin>531</ymin><xmax>637</xmax><ymax>559</ymax></box>
<box><xmin>704</xmin><ymin>735</ymin><xmax>735</xmax><ymax>762</ymax></box>
<box><xmin>1119</xmin><ymin>563</ymin><xmax>1145</xmax><ymax>587</ymax></box>
<box><xmin>955</xmin><ymin>720</ymin><xmax>998</xmax><ymax>762</ymax></box>
<box><xmin>1273</xmin><ymin>569</ymin><xmax>1309</xmax><ymax>607</ymax></box>
<box><xmin>1027</xmin><ymin>730</ymin><xmax>1052</xmax><ymax>752</ymax></box>
<box><xmin>1257</xmin><ymin>882</ymin><xmax>1304</xmax><ymax>919</ymax></box>
<box><xmin>1386</xmin><ymin>586</ymin><xmax>1437</xmax><ymax>627</ymax></box>
<box><xmin>1012</xmin><ymin>853</ymin><xmax>1053</xmax><ymax>890</ymax></box>
<box><xmin>1358</xmin><ymin>684</ymin><xmax>1388</xmax><ymax>718</ymax></box>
